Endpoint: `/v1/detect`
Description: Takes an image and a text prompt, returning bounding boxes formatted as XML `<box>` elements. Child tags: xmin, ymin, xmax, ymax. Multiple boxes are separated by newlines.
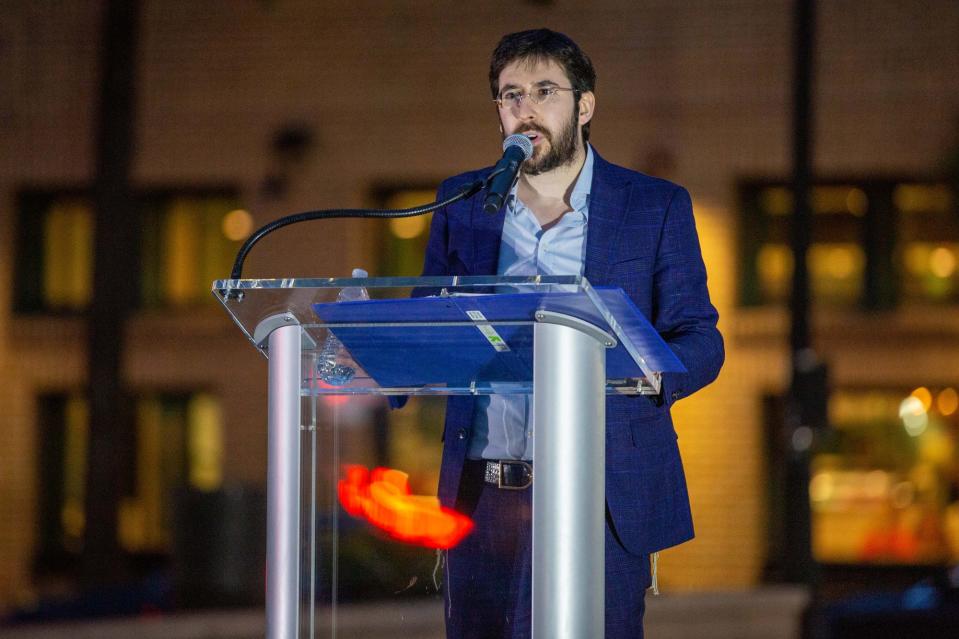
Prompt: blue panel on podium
<box><xmin>311</xmin><ymin>287</ymin><xmax>684</xmax><ymax>389</ymax></box>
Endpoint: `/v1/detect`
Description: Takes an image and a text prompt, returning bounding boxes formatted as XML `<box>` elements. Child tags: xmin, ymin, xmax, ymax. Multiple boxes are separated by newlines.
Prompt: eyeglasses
<box><xmin>494</xmin><ymin>86</ymin><xmax>581</xmax><ymax>109</ymax></box>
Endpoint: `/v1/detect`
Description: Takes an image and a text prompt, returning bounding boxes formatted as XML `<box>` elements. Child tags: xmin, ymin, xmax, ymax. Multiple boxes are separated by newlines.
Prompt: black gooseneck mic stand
<box><xmin>226</xmin><ymin>137</ymin><xmax>533</xmax><ymax>287</ymax></box>
<box><xmin>226</xmin><ymin>178</ymin><xmax>487</xmax><ymax>286</ymax></box>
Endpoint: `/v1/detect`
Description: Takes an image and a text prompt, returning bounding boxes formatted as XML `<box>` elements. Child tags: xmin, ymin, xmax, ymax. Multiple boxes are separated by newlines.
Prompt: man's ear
<box><xmin>578</xmin><ymin>91</ymin><xmax>595</xmax><ymax>126</ymax></box>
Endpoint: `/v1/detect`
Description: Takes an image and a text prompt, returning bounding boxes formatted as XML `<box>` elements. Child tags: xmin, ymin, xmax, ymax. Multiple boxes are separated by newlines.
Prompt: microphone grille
<box><xmin>503</xmin><ymin>133</ymin><xmax>534</xmax><ymax>160</ymax></box>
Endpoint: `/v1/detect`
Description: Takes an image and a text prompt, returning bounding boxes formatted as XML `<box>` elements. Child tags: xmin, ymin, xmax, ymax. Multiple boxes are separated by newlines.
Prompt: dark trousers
<box><xmin>445</xmin><ymin>459</ymin><xmax>650</xmax><ymax>639</ymax></box>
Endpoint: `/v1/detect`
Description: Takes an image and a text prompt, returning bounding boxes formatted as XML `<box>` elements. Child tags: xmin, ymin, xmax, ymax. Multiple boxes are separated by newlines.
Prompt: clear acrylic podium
<box><xmin>213</xmin><ymin>275</ymin><xmax>686</xmax><ymax>639</ymax></box>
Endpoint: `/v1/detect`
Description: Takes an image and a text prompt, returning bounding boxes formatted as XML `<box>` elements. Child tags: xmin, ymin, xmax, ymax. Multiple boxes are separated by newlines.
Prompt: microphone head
<box><xmin>503</xmin><ymin>133</ymin><xmax>534</xmax><ymax>160</ymax></box>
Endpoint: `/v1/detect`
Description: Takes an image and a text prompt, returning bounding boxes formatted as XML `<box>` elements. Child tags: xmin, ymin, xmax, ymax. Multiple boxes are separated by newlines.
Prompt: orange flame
<box><xmin>338</xmin><ymin>464</ymin><xmax>473</xmax><ymax>549</ymax></box>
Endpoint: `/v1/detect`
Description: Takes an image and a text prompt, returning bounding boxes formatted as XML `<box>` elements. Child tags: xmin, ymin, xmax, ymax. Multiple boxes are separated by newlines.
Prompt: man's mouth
<box><xmin>521</xmin><ymin>130</ymin><xmax>545</xmax><ymax>145</ymax></box>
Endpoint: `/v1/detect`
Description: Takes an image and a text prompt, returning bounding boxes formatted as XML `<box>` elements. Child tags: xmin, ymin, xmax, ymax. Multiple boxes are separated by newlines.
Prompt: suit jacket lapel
<box><xmin>466</xmin><ymin>150</ymin><xmax>631</xmax><ymax>279</ymax></box>
<box><xmin>584</xmin><ymin>151</ymin><xmax>632</xmax><ymax>284</ymax></box>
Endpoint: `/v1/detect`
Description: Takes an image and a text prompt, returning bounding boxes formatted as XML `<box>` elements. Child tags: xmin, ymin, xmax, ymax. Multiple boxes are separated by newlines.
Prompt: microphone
<box><xmin>482</xmin><ymin>133</ymin><xmax>534</xmax><ymax>214</ymax></box>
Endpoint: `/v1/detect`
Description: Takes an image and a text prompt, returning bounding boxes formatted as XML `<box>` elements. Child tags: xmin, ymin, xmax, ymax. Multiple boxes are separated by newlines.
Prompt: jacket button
<box><xmin>457</xmin><ymin>428</ymin><xmax>467</xmax><ymax>440</ymax></box>
<box><xmin>671</xmin><ymin>390</ymin><xmax>683</xmax><ymax>401</ymax></box>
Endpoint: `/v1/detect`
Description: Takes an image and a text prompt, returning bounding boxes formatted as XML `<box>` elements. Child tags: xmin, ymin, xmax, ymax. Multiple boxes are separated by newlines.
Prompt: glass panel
<box><xmin>187</xmin><ymin>393</ymin><xmax>225</xmax><ymax>491</ymax></box>
<box><xmin>13</xmin><ymin>193</ymin><xmax>95</xmax><ymax>313</ymax></box>
<box><xmin>811</xmin><ymin>387</ymin><xmax>959</xmax><ymax>565</ymax></box>
<box><xmin>894</xmin><ymin>184</ymin><xmax>953</xmax><ymax>214</ymax></box>
<box><xmin>212</xmin><ymin>275</ymin><xmax>686</xmax><ymax>396</ymax></box>
<box><xmin>217</xmin><ymin>275</ymin><xmax>681</xmax><ymax>635</ymax></box>
<box><xmin>756</xmin><ymin>243</ymin><xmax>793</xmax><ymax>303</ymax></box>
<box><xmin>61</xmin><ymin>395</ymin><xmax>89</xmax><ymax>551</ymax></box>
<box><xmin>42</xmin><ymin>199</ymin><xmax>94</xmax><ymax>310</ymax></box>
<box><xmin>297</xmin><ymin>391</ymin><xmax>451</xmax><ymax>637</ymax></box>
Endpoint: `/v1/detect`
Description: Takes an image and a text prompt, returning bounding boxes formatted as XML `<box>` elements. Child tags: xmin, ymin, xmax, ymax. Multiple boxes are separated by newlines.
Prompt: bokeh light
<box><xmin>221</xmin><ymin>208</ymin><xmax>254</xmax><ymax>241</ymax></box>
<box><xmin>910</xmin><ymin>387</ymin><xmax>933</xmax><ymax>412</ymax></box>
<box><xmin>929</xmin><ymin>246</ymin><xmax>956</xmax><ymax>279</ymax></box>
<box><xmin>899</xmin><ymin>395</ymin><xmax>928</xmax><ymax>437</ymax></box>
<box><xmin>389</xmin><ymin>215</ymin><xmax>428</xmax><ymax>240</ymax></box>
<box><xmin>937</xmin><ymin>387</ymin><xmax>958</xmax><ymax>416</ymax></box>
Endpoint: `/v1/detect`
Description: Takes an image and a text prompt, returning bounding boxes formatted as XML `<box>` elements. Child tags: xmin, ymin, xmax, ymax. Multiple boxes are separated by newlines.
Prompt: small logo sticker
<box><xmin>466</xmin><ymin>310</ymin><xmax>510</xmax><ymax>352</ymax></box>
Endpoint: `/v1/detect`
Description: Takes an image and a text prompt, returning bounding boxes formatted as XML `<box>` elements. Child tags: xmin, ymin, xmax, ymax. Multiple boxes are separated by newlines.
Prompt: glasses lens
<box><xmin>497</xmin><ymin>87</ymin><xmax>571</xmax><ymax>108</ymax></box>
<box><xmin>499</xmin><ymin>90</ymin><xmax>521</xmax><ymax>107</ymax></box>
<box><xmin>530</xmin><ymin>87</ymin><xmax>554</xmax><ymax>104</ymax></box>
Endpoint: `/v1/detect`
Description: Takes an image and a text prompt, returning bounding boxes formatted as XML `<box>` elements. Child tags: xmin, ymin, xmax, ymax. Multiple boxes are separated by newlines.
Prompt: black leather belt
<box><xmin>483</xmin><ymin>460</ymin><xmax>533</xmax><ymax>490</ymax></box>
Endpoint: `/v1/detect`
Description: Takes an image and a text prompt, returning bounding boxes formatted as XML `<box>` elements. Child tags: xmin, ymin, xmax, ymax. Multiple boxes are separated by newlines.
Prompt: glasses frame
<box><xmin>493</xmin><ymin>86</ymin><xmax>582</xmax><ymax>110</ymax></box>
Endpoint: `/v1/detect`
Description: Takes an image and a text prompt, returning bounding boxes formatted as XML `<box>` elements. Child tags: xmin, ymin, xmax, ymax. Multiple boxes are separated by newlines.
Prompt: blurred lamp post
<box><xmin>82</xmin><ymin>0</ymin><xmax>140</xmax><ymax>589</ymax></box>
<box><xmin>783</xmin><ymin>0</ymin><xmax>828</xmax><ymax>588</ymax></box>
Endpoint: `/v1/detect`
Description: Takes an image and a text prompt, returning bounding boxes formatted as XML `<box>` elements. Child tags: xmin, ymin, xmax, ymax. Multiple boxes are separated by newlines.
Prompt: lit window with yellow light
<box><xmin>811</xmin><ymin>386</ymin><xmax>959</xmax><ymax>565</ymax></box>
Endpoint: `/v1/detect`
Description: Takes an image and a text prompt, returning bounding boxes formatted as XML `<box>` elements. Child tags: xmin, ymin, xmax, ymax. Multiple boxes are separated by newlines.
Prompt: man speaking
<box><xmin>421</xmin><ymin>28</ymin><xmax>724</xmax><ymax>638</ymax></box>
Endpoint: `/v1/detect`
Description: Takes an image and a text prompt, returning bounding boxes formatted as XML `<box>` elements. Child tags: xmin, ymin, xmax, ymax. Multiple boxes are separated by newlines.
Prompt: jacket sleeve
<box><xmin>650</xmin><ymin>186</ymin><xmax>724</xmax><ymax>409</ymax></box>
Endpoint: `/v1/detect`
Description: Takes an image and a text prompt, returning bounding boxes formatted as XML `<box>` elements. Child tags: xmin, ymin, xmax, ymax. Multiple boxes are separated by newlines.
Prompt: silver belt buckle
<box><xmin>497</xmin><ymin>460</ymin><xmax>532</xmax><ymax>490</ymax></box>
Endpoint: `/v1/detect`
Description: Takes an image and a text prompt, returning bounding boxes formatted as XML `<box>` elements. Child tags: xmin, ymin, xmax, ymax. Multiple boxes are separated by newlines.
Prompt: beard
<box><xmin>510</xmin><ymin>105</ymin><xmax>581</xmax><ymax>176</ymax></box>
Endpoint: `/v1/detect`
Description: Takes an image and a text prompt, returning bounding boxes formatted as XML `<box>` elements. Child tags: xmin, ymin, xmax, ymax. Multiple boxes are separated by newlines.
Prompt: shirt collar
<box><xmin>569</xmin><ymin>144</ymin><xmax>594</xmax><ymax>214</ymax></box>
<box><xmin>507</xmin><ymin>144</ymin><xmax>594</xmax><ymax>217</ymax></box>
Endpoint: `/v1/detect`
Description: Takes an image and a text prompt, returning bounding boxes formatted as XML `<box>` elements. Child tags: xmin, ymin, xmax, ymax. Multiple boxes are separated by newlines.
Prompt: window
<box><xmin>895</xmin><ymin>184</ymin><xmax>959</xmax><ymax>304</ymax></box>
<box><xmin>810</xmin><ymin>386</ymin><xmax>959</xmax><ymax>565</ymax></box>
<box><xmin>140</xmin><ymin>193</ymin><xmax>251</xmax><ymax>308</ymax></box>
<box><xmin>35</xmin><ymin>391</ymin><xmax>224</xmax><ymax>566</ymax></box>
<box><xmin>14</xmin><ymin>188</ymin><xmax>248</xmax><ymax>313</ymax></box>
<box><xmin>15</xmin><ymin>190</ymin><xmax>93</xmax><ymax>313</ymax></box>
<box><xmin>738</xmin><ymin>180</ymin><xmax>957</xmax><ymax>309</ymax></box>
<box><xmin>373</xmin><ymin>186</ymin><xmax>438</xmax><ymax>277</ymax></box>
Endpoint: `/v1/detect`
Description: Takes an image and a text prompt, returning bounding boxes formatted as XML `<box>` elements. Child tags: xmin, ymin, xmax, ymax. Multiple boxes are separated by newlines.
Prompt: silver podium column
<box><xmin>533</xmin><ymin>312</ymin><xmax>610</xmax><ymax>639</ymax></box>
<box><xmin>262</xmin><ymin>318</ymin><xmax>302</xmax><ymax>639</ymax></box>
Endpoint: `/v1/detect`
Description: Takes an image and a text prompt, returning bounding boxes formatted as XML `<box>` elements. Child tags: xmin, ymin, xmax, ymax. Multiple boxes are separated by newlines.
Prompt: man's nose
<box><xmin>516</xmin><ymin>96</ymin><xmax>539</xmax><ymax>119</ymax></box>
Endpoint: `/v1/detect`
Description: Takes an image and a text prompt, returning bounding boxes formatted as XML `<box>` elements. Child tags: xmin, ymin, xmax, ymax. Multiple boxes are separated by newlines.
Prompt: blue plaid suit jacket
<box><xmin>421</xmin><ymin>149</ymin><xmax>724</xmax><ymax>555</ymax></box>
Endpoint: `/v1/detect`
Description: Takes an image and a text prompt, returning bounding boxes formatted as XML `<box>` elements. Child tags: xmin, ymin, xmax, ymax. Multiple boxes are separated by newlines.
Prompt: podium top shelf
<box><xmin>212</xmin><ymin>275</ymin><xmax>684</xmax><ymax>396</ymax></box>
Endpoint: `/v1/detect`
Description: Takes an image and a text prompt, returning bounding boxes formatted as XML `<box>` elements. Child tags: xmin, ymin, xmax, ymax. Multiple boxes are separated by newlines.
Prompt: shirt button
<box><xmin>457</xmin><ymin>428</ymin><xmax>467</xmax><ymax>440</ymax></box>
<box><xmin>671</xmin><ymin>390</ymin><xmax>683</xmax><ymax>401</ymax></box>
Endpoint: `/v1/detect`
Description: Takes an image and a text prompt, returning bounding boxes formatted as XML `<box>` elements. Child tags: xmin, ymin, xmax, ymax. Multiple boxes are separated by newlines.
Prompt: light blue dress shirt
<box><xmin>467</xmin><ymin>146</ymin><xmax>594</xmax><ymax>460</ymax></box>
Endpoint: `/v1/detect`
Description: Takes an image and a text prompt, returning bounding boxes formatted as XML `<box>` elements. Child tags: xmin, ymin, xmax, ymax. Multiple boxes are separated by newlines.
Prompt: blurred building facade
<box><xmin>1</xmin><ymin>0</ymin><xmax>958</xmax><ymax>614</ymax></box>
